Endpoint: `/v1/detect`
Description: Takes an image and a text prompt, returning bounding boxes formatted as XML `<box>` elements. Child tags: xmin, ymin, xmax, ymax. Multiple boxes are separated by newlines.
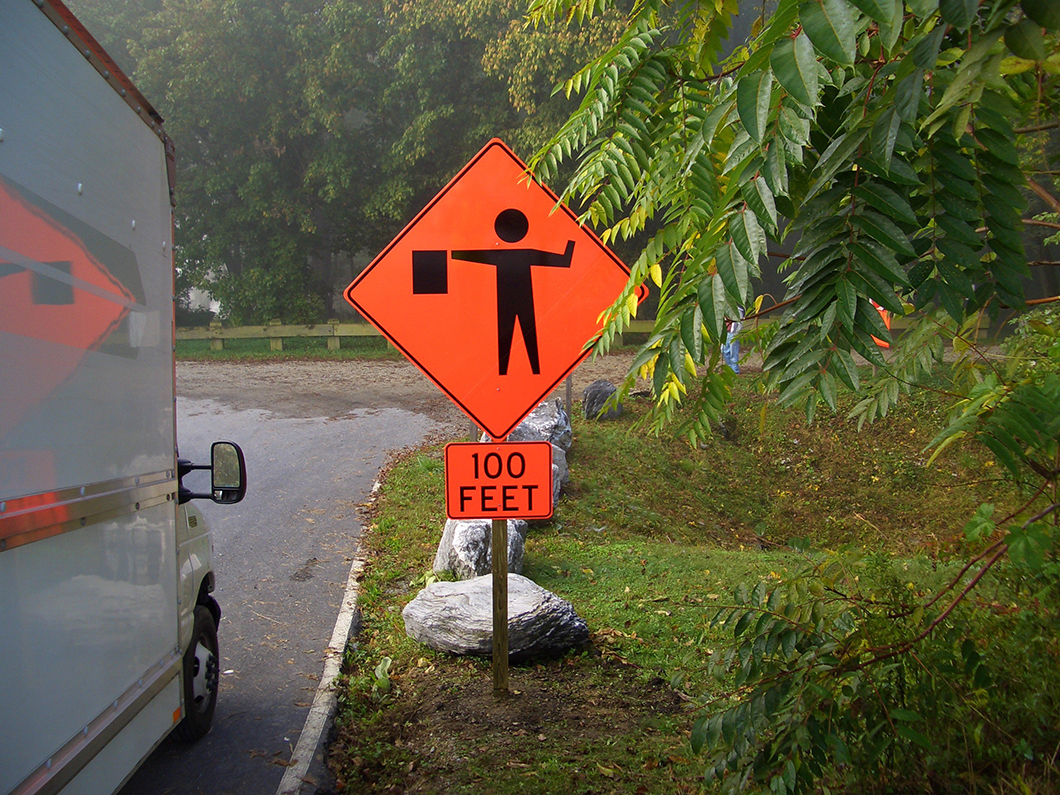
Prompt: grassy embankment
<box><xmin>327</xmin><ymin>373</ymin><xmax>1019</xmax><ymax>794</ymax></box>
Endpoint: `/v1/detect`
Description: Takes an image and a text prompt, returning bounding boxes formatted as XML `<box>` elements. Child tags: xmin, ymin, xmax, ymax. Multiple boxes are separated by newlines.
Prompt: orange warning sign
<box><xmin>344</xmin><ymin>138</ymin><xmax>643</xmax><ymax>441</ymax></box>
<box><xmin>444</xmin><ymin>441</ymin><xmax>553</xmax><ymax>520</ymax></box>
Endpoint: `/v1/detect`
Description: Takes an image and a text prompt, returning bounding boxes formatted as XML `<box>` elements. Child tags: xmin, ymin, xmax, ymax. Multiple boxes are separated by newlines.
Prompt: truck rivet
<box><xmin>77</xmin><ymin>183</ymin><xmax>83</xmax><ymax>195</ymax></box>
<box><xmin>61</xmin><ymin>25</ymin><xmax>69</xmax><ymax>34</ymax></box>
<box><xmin>34</xmin><ymin>0</ymin><xmax>44</xmax><ymax>8</ymax></box>
<box><xmin>103</xmin><ymin>70</ymin><xmax>110</xmax><ymax>80</ymax></box>
<box><xmin>1</xmin><ymin>540</ymin><xmax>6</xmax><ymax>551</ymax></box>
<box><xmin>79</xmin><ymin>487</ymin><xmax>85</xmax><ymax>496</ymax></box>
<box><xmin>80</xmin><ymin>518</ymin><xmax>86</xmax><ymax>526</ymax></box>
<box><xmin>45</xmin><ymin>759</ymin><xmax>52</xmax><ymax>769</ymax></box>
<box><xmin>0</xmin><ymin>502</ymin><xmax>5</xmax><ymax>512</ymax></box>
<box><xmin>120</xmin><ymin>89</ymin><xmax>127</xmax><ymax>97</ymax></box>
<box><xmin>0</xmin><ymin>129</ymin><xmax>5</xmax><ymax>142</ymax></box>
<box><xmin>135</xmin><ymin>502</ymin><xmax>140</xmax><ymax>510</ymax></box>
<box><xmin>131</xmin><ymin>219</ymin><xmax>136</xmax><ymax>229</ymax></box>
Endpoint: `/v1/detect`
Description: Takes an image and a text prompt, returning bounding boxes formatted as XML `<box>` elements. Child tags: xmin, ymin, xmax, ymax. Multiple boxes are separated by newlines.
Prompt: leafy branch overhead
<box><xmin>530</xmin><ymin>0</ymin><xmax>1060</xmax><ymax>791</ymax></box>
<box><xmin>529</xmin><ymin>0</ymin><xmax>1060</xmax><ymax>439</ymax></box>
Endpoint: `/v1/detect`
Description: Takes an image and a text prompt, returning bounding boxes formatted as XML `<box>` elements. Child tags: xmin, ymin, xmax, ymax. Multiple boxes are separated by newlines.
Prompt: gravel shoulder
<box><xmin>176</xmin><ymin>354</ymin><xmax>644</xmax><ymax>423</ymax></box>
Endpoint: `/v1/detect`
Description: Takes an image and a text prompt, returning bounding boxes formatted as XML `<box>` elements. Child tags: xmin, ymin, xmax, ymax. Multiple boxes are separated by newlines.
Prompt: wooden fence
<box><xmin>175</xmin><ymin>319</ymin><xmax>658</xmax><ymax>352</ymax></box>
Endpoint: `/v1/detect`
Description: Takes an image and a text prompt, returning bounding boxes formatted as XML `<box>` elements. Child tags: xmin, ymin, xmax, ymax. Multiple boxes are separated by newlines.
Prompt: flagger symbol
<box><xmin>411</xmin><ymin>208</ymin><xmax>573</xmax><ymax>376</ymax></box>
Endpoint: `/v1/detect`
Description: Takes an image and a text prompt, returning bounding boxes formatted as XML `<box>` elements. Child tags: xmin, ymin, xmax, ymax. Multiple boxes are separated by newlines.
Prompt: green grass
<box><xmin>329</xmin><ymin>376</ymin><xmax>1025</xmax><ymax>794</ymax></box>
<box><xmin>175</xmin><ymin>332</ymin><xmax>648</xmax><ymax>362</ymax></box>
<box><xmin>176</xmin><ymin>335</ymin><xmax>402</xmax><ymax>361</ymax></box>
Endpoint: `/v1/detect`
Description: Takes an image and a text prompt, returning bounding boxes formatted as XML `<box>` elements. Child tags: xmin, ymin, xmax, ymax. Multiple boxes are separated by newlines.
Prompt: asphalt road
<box><xmin>119</xmin><ymin>396</ymin><xmax>440</xmax><ymax>795</ymax></box>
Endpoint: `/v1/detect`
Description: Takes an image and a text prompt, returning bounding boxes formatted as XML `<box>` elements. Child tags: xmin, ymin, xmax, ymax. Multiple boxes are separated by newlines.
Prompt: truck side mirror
<box><xmin>211</xmin><ymin>441</ymin><xmax>247</xmax><ymax>504</ymax></box>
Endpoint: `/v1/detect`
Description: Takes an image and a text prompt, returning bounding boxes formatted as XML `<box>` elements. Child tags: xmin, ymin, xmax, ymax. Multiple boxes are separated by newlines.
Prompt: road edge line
<box><xmin>276</xmin><ymin>555</ymin><xmax>365</xmax><ymax>794</ymax></box>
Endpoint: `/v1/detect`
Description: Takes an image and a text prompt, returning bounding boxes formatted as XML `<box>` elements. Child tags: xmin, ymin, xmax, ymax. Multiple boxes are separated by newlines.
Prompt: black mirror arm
<box><xmin>177</xmin><ymin>458</ymin><xmax>218</xmax><ymax>504</ymax></box>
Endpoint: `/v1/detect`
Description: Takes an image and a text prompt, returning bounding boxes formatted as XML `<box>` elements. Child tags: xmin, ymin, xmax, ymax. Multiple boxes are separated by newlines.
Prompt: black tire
<box><xmin>175</xmin><ymin>605</ymin><xmax>219</xmax><ymax>741</ymax></box>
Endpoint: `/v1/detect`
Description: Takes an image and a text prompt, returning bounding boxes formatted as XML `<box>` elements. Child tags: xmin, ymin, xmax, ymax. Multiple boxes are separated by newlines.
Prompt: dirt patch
<box><xmin>332</xmin><ymin>655</ymin><xmax>694</xmax><ymax>794</ymax></box>
<box><xmin>177</xmin><ymin>355</ymin><xmax>643</xmax><ymax>423</ymax></box>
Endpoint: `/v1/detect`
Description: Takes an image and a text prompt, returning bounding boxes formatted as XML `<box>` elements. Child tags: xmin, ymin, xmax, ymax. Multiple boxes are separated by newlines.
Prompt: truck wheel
<box><xmin>175</xmin><ymin>605</ymin><xmax>219</xmax><ymax>741</ymax></box>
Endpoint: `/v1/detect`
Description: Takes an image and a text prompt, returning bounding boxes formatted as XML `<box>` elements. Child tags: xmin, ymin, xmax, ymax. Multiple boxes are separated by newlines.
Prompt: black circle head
<box><xmin>495</xmin><ymin>208</ymin><xmax>529</xmax><ymax>243</ymax></box>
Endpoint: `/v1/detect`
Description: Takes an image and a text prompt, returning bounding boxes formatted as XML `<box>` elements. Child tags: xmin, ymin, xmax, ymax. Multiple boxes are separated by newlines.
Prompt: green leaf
<box><xmin>912</xmin><ymin>26</ymin><xmax>947</xmax><ymax>68</ymax></box>
<box><xmin>976</xmin><ymin>128</ymin><xmax>1020</xmax><ymax>167</ymax></box>
<box><xmin>771</xmin><ymin>33</ymin><xmax>819</xmax><ymax>107</ymax></box>
<box><xmin>681</xmin><ymin>303</ymin><xmax>705</xmax><ymax>362</ymax></box>
<box><xmin>698</xmin><ymin>273</ymin><xmax>728</xmax><ymax>341</ymax></box>
<box><xmin>737</xmin><ymin>69</ymin><xmax>774</xmax><ymax>144</ymax></box>
<box><xmin>1005</xmin><ymin>17</ymin><xmax>1048</xmax><ymax>60</ymax></box>
<box><xmin>716</xmin><ymin>241</ymin><xmax>751</xmax><ymax>306</ymax></box>
<box><xmin>935</xmin><ymin>213</ymin><xmax>984</xmax><ymax>247</ymax></box>
<box><xmin>871</xmin><ymin>107</ymin><xmax>901</xmax><ymax>167</ymax></box>
<box><xmin>1022</xmin><ymin>0</ymin><xmax>1060</xmax><ymax>29</ymax></box>
<box><xmin>765</xmin><ymin>143</ymin><xmax>790</xmax><ymax>196</ymax></box>
<box><xmin>691</xmin><ymin>716</ymin><xmax>710</xmax><ymax>754</ymax></box>
<box><xmin>853</xmin><ymin>240</ymin><xmax>911</xmax><ymax>286</ymax></box>
<box><xmin>855</xmin><ymin>181</ymin><xmax>917</xmax><ymax>226</ymax></box>
<box><xmin>936</xmin><ymin>238</ymin><xmax>983</xmax><ymax>272</ymax></box>
<box><xmin>806</xmin><ymin>127</ymin><xmax>870</xmax><ymax>202</ymax></box>
<box><xmin>897</xmin><ymin>724</ymin><xmax>933</xmax><ymax>749</ymax></box>
<box><xmin>890</xmin><ymin>708</ymin><xmax>921</xmax><ymax>722</ymax></box>
<box><xmin>963</xmin><ymin>503</ymin><xmax>996</xmax><ymax>543</ymax></box>
<box><xmin>847</xmin><ymin>0</ymin><xmax>896</xmax><ymax>24</ymax></box>
<box><xmin>940</xmin><ymin>0</ymin><xmax>977</xmax><ymax>30</ymax></box>
<box><xmin>743</xmin><ymin>177</ymin><xmax>779</xmax><ymax>232</ymax></box>
<box><xmin>853</xmin><ymin>210</ymin><xmax>917</xmax><ymax>259</ymax></box>
<box><xmin>834</xmin><ymin>348</ymin><xmax>860</xmax><ymax>390</ymax></box>
<box><xmin>837</xmin><ymin>277</ymin><xmax>857</xmax><ymax>328</ymax></box>
<box><xmin>731</xmin><ymin>210</ymin><xmax>766</xmax><ymax>265</ymax></box>
<box><xmin>895</xmin><ymin>69</ymin><xmax>924</xmax><ymax>122</ymax></box>
<box><xmin>800</xmin><ymin>0</ymin><xmax>856</xmax><ymax>64</ymax></box>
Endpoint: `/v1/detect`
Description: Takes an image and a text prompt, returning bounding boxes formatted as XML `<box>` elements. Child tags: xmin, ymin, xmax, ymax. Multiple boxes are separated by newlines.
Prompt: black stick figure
<box><xmin>448</xmin><ymin>209</ymin><xmax>573</xmax><ymax>376</ymax></box>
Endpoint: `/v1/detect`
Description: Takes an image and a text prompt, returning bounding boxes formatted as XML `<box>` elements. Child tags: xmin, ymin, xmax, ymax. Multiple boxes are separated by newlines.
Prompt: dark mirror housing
<box><xmin>211</xmin><ymin>441</ymin><xmax>246</xmax><ymax>504</ymax></box>
<box><xmin>177</xmin><ymin>442</ymin><xmax>247</xmax><ymax>505</ymax></box>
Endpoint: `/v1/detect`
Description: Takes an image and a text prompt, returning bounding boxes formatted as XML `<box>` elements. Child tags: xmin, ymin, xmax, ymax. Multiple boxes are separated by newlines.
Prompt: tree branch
<box><xmin>1028</xmin><ymin>180</ymin><xmax>1060</xmax><ymax>215</ymax></box>
<box><xmin>744</xmin><ymin>294</ymin><xmax>801</xmax><ymax>322</ymax></box>
<box><xmin>1026</xmin><ymin>295</ymin><xmax>1060</xmax><ymax>306</ymax></box>
<box><xmin>1017</xmin><ymin>121</ymin><xmax>1060</xmax><ymax>134</ymax></box>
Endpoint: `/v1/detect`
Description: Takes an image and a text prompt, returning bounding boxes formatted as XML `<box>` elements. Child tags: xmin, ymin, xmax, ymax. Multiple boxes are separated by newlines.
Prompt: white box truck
<box><xmin>0</xmin><ymin>2</ymin><xmax>246</xmax><ymax>792</ymax></box>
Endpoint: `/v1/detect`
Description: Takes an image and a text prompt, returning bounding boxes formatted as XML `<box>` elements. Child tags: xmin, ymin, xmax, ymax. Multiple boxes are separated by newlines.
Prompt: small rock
<box><xmin>402</xmin><ymin>574</ymin><xmax>590</xmax><ymax>659</ymax></box>
<box><xmin>582</xmin><ymin>380</ymin><xmax>622</xmax><ymax>420</ymax></box>
<box><xmin>484</xmin><ymin>399</ymin><xmax>572</xmax><ymax>452</ymax></box>
<box><xmin>433</xmin><ymin>518</ymin><xmax>528</xmax><ymax>579</ymax></box>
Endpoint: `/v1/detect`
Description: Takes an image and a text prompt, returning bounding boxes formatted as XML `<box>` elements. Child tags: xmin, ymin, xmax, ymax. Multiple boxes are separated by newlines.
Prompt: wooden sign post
<box><xmin>491</xmin><ymin>517</ymin><xmax>509</xmax><ymax>698</ymax></box>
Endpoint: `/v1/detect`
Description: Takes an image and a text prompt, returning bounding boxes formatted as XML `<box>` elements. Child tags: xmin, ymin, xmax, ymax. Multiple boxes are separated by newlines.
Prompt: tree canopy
<box><xmin>67</xmin><ymin>0</ymin><xmax>620</xmax><ymax>323</ymax></box>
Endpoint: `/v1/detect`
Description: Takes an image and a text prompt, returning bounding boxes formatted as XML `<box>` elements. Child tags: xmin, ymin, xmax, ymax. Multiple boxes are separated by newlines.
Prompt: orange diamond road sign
<box><xmin>344</xmin><ymin>138</ymin><xmax>642</xmax><ymax>441</ymax></box>
<box><xmin>444</xmin><ymin>441</ymin><xmax>553</xmax><ymax>520</ymax></box>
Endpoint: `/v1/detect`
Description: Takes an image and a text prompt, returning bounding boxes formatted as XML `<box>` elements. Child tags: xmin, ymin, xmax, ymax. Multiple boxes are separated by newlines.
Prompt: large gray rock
<box><xmin>583</xmin><ymin>379</ymin><xmax>623</xmax><ymax>420</ymax></box>
<box><xmin>402</xmin><ymin>574</ymin><xmax>589</xmax><ymax>659</ymax></box>
<box><xmin>484</xmin><ymin>399</ymin><xmax>572</xmax><ymax>452</ymax></box>
<box><xmin>433</xmin><ymin>518</ymin><xmax>529</xmax><ymax>579</ymax></box>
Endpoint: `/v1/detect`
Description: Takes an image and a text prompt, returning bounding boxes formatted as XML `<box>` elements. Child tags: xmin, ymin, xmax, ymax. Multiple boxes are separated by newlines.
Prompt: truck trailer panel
<box><xmin>0</xmin><ymin>2</ymin><xmax>213</xmax><ymax>793</ymax></box>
